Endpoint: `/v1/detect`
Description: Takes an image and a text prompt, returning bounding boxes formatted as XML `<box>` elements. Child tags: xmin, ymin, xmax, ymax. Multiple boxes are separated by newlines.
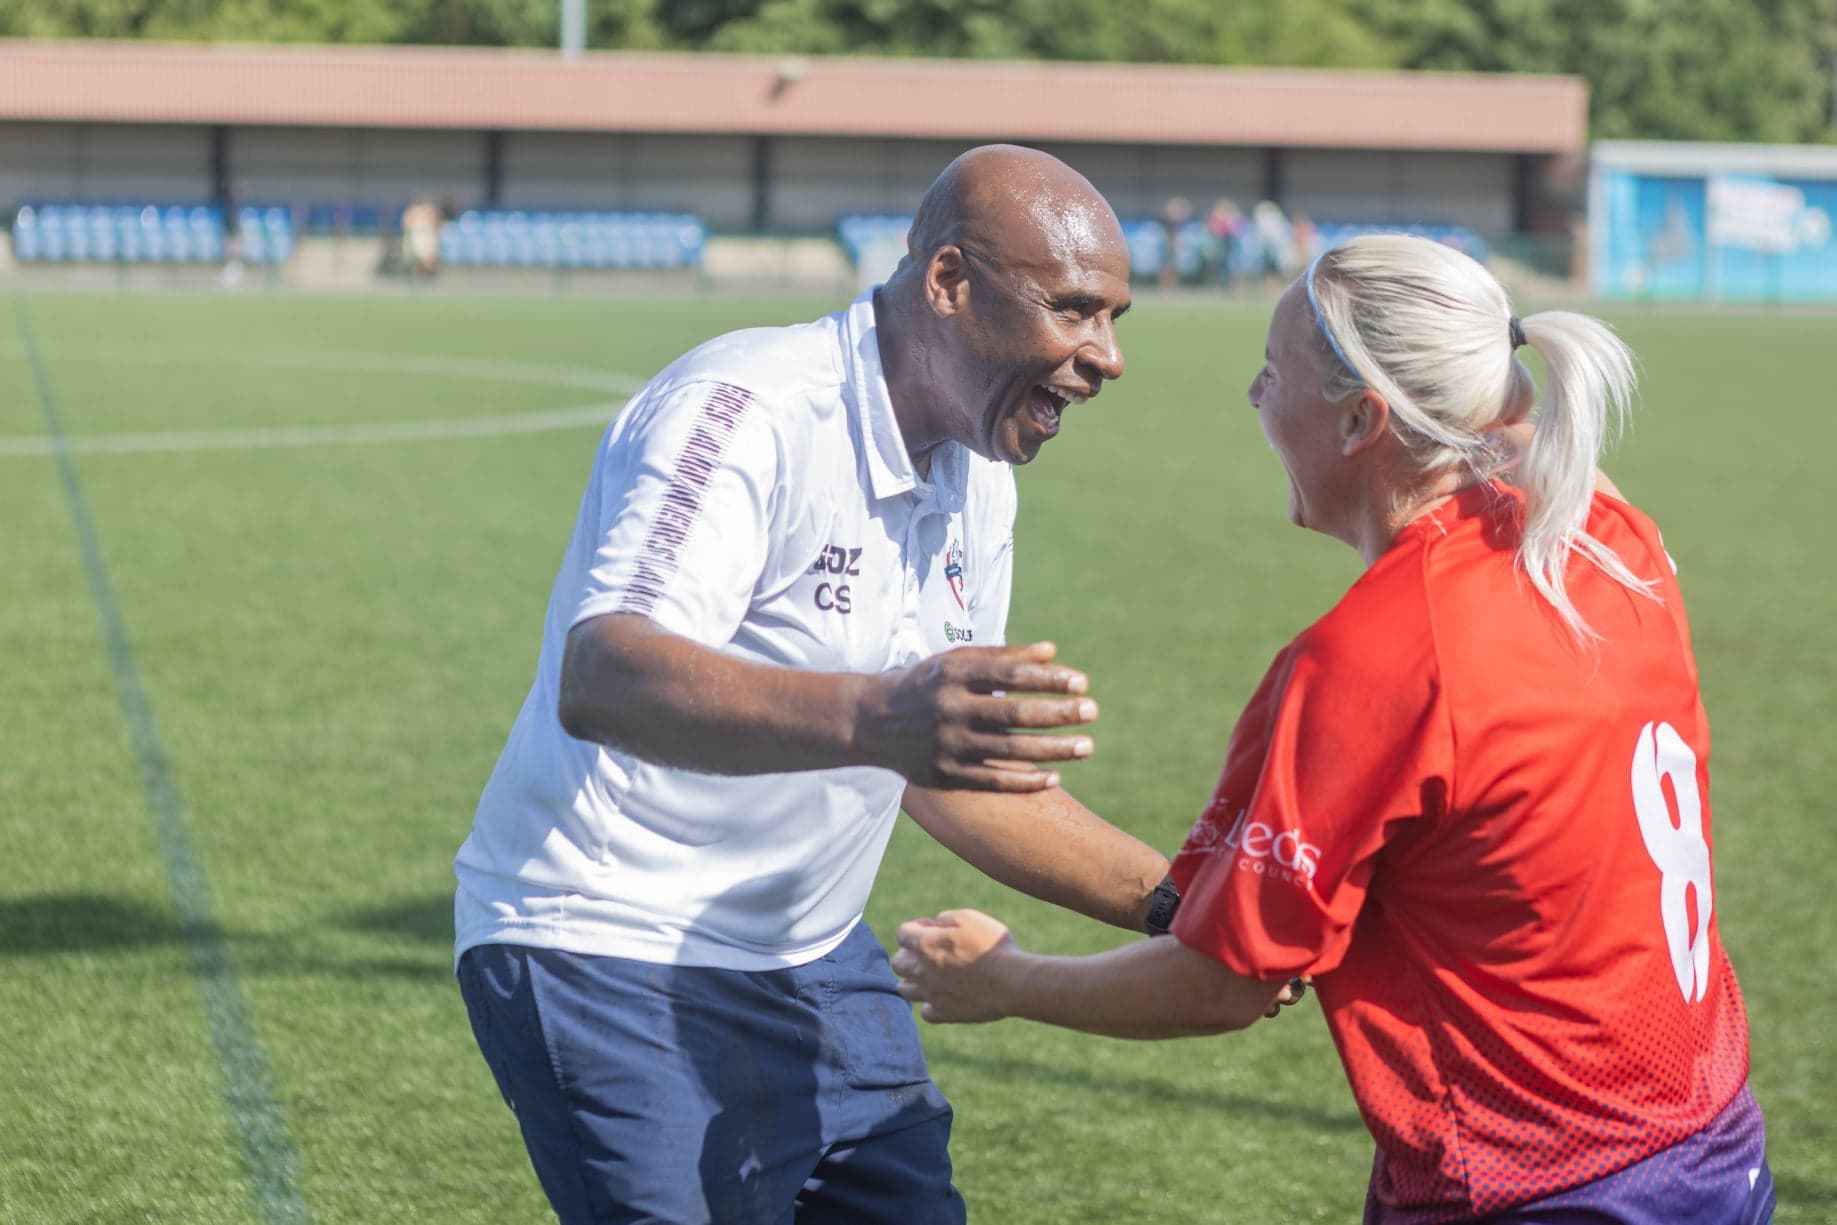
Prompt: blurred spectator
<box><xmin>1253</xmin><ymin>199</ymin><xmax>1298</xmax><ymax>281</ymax></box>
<box><xmin>1159</xmin><ymin>196</ymin><xmax>1191</xmax><ymax>289</ymax></box>
<box><xmin>1203</xmin><ymin>198</ymin><xmax>1244</xmax><ymax>287</ymax></box>
<box><xmin>219</xmin><ymin>185</ymin><xmax>246</xmax><ymax>289</ymax></box>
<box><xmin>1291</xmin><ymin>213</ymin><xmax>1319</xmax><ymax>266</ymax></box>
<box><xmin>402</xmin><ymin>198</ymin><xmax>443</xmax><ymax>279</ymax></box>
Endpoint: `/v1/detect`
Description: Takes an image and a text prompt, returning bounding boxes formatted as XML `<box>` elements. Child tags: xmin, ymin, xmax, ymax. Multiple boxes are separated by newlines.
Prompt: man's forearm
<box><xmin>559</xmin><ymin>614</ymin><xmax>871</xmax><ymax>775</ymax></box>
<box><xmin>900</xmin><ymin>784</ymin><xmax>1169</xmax><ymax>931</ymax></box>
<box><xmin>557</xmin><ymin>614</ymin><xmax>1098</xmax><ymax>790</ymax></box>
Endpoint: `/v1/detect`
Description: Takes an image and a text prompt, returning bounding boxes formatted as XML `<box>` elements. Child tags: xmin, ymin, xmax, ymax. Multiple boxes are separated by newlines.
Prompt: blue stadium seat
<box><xmin>838</xmin><ymin>212</ymin><xmax>1221</xmax><ymax>281</ymax></box>
<box><xmin>432</xmin><ymin>209</ymin><xmax>707</xmax><ymax>270</ymax></box>
<box><xmin>837</xmin><ymin>214</ymin><xmax>911</xmax><ymax>266</ymax></box>
<box><xmin>259</xmin><ymin>207</ymin><xmax>295</xmax><ymax>262</ymax></box>
<box><xmin>1313</xmin><ymin>221</ymin><xmax>1487</xmax><ymax>263</ymax></box>
<box><xmin>304</xmin><ymin>202</ymin><xmax>387</xmax><ymax>235</ymax></box>
<box><xmin>8</xmin><ymin>201</ymin><xmax>702</xmax><ymax>275</ymax></box>
<box><xmin>1117</xmin><ymin>219</ymin><xmax>1213</xmax><ymax>280</ymax></box>
<box><xmin>162</xmin><ymin>207</ymin><xmax>193</xmax><ymax>262</ymax></box>
<box><xmin>822</xmin><ymin>212</ymin><xmax>1486</xmax><ymax>282</ymax></box>
<box><xmin>13</xmin><ymin>206</ymin><xmax>41</xmax><ymax>260</ymax></box>
<box><xmin>9</xmin><ymin>200</ymin><xmax>293</xmax><ymax>266</ymax></box>
<box><xmin>137</xmin><ymin>207</ymin><xmax>169</xmax><ymax>262</ymax></box>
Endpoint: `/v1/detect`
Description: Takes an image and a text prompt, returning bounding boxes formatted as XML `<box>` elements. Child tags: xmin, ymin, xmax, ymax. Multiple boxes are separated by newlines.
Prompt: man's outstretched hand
<box><xmin>860</xmin><ymin>642</ymin><xmax>1098</xmax><ymax>791</ymax></box>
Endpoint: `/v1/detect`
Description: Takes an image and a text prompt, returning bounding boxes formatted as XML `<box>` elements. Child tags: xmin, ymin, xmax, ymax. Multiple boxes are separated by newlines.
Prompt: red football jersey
<box><xmin>1170</xmin><ymin>482</ymin><xmax>1752</xmax><ymax>1220</ymax></box>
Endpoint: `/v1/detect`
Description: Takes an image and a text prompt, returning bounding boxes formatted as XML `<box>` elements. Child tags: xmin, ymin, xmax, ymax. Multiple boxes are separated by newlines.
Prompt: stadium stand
<box><xmin>837</xmin><ymin>215</ymin><xmax>911</xmax><ymax>265</ymax></box>
<box><xmin>838</xmin><ymin>213</ymin><xmax>1213</xmax><ymax>281</ymax></box>
<box><xmin>436</xmin><ymin>210</ymin><xmax>707</xmax><ymax>269</ymax></box>
<box><xmin>1310</xmin><ymin>221</ymin><xmax>1487</xmax><ymax>263</ymax></box>
<box><xmin>303</xmin><ymin>203</ymin><xmax>391</xmax><ymax>236</ymax></box>
<box><xmin>9</xmin><ymin>203</ymin><xmax>294</xmax><ymax>265</ymax></box>
<box><xmin>837</xmin><ymin>213</ymin><xmax>1485</xmax><ymax>283</ymax></box>
<box><xmin>236</xmin><ymin>207</ymin><xmax>297</xmax><ymax>264</ymax></box>
<box><xmin>1120</xmin><ymin>219</ymin><xmax>1213</xmax><ymax>283</ymax></box>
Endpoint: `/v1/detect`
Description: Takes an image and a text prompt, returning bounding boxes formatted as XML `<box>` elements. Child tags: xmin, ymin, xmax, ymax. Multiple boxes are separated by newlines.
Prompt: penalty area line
<box><xmin>11</xmin><ymin>298</ymin><xmax>313</xmax><ymax>1225</ymax></box>
<box><xmin>0</xmin><ymin>337</ymin><xmax>645</xmax><ymax>396</ymax></box>
<box><xmin>0</xmin><ymin>400</ymin><xmax>624</xmax><ymax>458</ymax></box>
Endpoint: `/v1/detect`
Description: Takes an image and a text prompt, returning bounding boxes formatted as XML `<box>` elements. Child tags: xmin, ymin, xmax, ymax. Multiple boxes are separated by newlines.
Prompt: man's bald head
<box><xmin>876</xmin><ymin>145</ymin><xmax>1130</xmax><ymax>468</ymax></box>
<box><xmin>903</xmin><ymin>144</ymin><xmax>1124</xmax><ymax>280</ymax></box>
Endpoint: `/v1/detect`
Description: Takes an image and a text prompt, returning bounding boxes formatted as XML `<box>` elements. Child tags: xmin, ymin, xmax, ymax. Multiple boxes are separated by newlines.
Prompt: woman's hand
<box><xmin>891</xmin><ymin>909</ymin><xmax>1019</xmax><ymax>1023</ymax></box>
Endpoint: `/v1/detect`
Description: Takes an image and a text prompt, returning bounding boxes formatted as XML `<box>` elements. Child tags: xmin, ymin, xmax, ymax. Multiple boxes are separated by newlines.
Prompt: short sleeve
<box><xmin>1168</xmin><ymin>631</ymin><xmax>1450</xmax><ymax>981</ymax></box>
<box><xmin>569</xmin><ymin>379</ymin><xmax>780</xmax><ymax>647</ymax></box>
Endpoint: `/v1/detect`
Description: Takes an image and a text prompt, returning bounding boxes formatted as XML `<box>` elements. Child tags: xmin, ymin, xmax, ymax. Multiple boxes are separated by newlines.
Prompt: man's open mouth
<box><xmin>1027</xmin><ymin>385</ymin><xmax>1076</xmax><ymax>437</ymax></box>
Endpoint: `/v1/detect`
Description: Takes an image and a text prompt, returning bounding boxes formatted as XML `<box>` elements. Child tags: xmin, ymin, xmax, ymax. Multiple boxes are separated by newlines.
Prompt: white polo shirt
<box><xmin>454</xmin><ymin>289</ymin><xmax>1017</xmax><ymax>971</ymax></box>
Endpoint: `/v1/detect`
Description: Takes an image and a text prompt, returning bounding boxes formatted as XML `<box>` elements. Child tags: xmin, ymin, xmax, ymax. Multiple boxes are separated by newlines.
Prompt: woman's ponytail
<box><xmin>1514</xmin><ymin>311</ymin><xmax>1654</xmax><ymax>641</ymax></box>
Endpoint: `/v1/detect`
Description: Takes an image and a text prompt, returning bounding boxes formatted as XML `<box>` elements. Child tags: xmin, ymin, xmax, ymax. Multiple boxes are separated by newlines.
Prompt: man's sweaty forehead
<box><xmin>907</xmin><ymin>144</ymin><xmax>1125</xmax><ymax>274</ymax></box>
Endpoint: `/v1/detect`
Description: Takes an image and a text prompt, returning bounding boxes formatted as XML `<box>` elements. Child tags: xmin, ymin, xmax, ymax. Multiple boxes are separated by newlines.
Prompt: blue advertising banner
<box><xmin>1598</xmin><ymin>171</ymin><xmax>1706</xmax><ymax>298</ymax></box>
<box><xmin>1596</xmin><ymin>168</ymin><xmax>1837</xmax><ymax>301</ymax></box>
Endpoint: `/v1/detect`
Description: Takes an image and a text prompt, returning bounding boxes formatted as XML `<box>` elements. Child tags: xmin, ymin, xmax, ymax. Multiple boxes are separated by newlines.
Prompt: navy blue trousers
<box><xmin>458</xmin><ymin>923</ymin><xmax>966</xmax><ymax>1225</ymax></box>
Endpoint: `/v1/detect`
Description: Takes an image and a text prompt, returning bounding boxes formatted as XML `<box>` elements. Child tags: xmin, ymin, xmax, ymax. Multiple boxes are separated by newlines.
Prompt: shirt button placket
<box><xmin>897</xmin><ymin>503</ymin><xmax>933</xmax><ymax>663</ymax></box>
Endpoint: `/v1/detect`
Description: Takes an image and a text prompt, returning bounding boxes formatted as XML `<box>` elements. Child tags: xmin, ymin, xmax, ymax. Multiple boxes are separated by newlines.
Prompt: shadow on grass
<box><xmin>0</xmin><ymin>892</ymin><xmax>183</xmax><ymax>954</ymax></box>
<box><xmin>0</xmin><ymin>890</ymin><xmax>456</xmax><ymax>983</ymax></box>
<box><xmin>937</xmin><ymin>1047</ymin><xmax>1367</xmax><ymax>1135</ymax></box>
<box><xmin>335</xmin><ymin>892</ymin><xmax>455</xmax><ymax>944</ymax></box>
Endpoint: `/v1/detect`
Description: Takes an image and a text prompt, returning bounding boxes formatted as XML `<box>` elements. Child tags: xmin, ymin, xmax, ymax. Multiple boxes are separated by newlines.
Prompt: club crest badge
<box><xmin>944</xmin><ymin>540</ymin><xmax>967</xmax><ymax>610</ymax></box>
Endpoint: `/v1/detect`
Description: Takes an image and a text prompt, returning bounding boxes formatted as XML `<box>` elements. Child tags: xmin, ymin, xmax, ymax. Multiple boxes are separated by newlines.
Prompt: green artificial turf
<box><xmin>1</xmin><ymin>290</ymin><xmax>1830</xmax><ymax>1223</ymax></box>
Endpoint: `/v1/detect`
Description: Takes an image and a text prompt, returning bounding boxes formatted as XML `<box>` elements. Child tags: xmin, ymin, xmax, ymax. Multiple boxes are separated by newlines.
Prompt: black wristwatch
<box><xmin>1143</xmin><ymin>875</ymin><xmax>1182</xmax><ymax>937</ymax></box>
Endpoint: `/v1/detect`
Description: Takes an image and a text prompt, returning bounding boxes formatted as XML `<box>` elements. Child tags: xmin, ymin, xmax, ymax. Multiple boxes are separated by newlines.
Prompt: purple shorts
<box><xmin>1366</xmin><ymin>1083</ymin><xmax>1772</xmax><ymax>1225</ymax></box>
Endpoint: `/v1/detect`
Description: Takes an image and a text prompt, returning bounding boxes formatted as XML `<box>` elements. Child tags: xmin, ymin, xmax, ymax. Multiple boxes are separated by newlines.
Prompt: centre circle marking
<box><xmin>0</xmin><ymin>339</ymin><xmax>640</xmax><ymax>457</ymax></box>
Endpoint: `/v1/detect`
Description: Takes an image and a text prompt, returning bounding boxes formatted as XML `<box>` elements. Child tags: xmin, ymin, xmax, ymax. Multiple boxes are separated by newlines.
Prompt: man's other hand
<box><xmin>858</xmin><ymin>642</ymin><xmax>1098</xmax><ymax>791</ymax></box>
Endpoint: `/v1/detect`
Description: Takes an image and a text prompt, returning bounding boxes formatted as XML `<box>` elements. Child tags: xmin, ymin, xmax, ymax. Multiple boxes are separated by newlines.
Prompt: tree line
<box><xmin>5</xmin><ymin>0</ymin><xmax>1834</xmax><ymax>143</ymax></box>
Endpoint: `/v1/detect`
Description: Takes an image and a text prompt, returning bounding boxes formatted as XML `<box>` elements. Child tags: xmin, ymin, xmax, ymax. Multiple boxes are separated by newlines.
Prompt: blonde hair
<box><xmin>1305</xmin><ymin>234</ymin><xmax>1654</xmax><ymax>640</ymax></box>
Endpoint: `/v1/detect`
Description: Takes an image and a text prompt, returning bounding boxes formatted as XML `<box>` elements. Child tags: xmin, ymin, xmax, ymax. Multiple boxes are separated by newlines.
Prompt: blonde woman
<box><xmin>893</xmin><ymin>235</ymin><xmax>1771</xmax><ymax>1224</ymax></box>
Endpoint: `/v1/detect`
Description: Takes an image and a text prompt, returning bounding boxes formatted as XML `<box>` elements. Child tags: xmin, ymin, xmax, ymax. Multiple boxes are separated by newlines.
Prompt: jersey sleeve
<box><xmin>569</xmin><ymin>379</ymin><xmax>780</xmax><ymax>648</ymax></box>
<box><xmin>1169</xmin><ymin>629</ymin><xmax>1451</xmax><ymax>981</ymax></box>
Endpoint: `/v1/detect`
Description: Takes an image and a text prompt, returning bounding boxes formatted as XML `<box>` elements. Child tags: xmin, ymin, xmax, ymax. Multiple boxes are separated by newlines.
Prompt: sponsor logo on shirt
<box><xmin>1188</xmin><ymin>799</ymin><xmax>1321</xmax><ymax>888</ymax></box>
<box><xmin>944</xmin><ymin>539</ymin><xmax>967</xmax><ymax>610</ymax></box>
<box><xmin>810</xmin><ymin>543</ymin><xmax>861</xmax><ymax>615</ymax></box>
<box><xmin>943</xmin><ymin>622</ymin><xmax>974</xmax><ymax>643</ymax></box>
<box><xmin>809</xmin><ymin>544</ymin><xmax>862</xmax><ymax>576</ymax></box>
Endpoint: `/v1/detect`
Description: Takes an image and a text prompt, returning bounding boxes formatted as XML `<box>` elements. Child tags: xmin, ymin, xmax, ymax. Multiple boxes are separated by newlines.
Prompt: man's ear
<box><xmin>925</xmin><ymin>245</ymin><xmax>970</xmax><ymax>318</ymax></box>
<box><xmin>1340</xmin><ymin>388</ymin><xmax>1391</xmax><ymax>457</ymax></box>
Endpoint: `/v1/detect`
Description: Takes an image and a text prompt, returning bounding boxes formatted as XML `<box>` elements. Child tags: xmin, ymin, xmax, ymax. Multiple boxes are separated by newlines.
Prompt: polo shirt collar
<box><xmin>841</xmin><ymin>288</ymin><xmax>969</xmax><ymax>513</ymax></box>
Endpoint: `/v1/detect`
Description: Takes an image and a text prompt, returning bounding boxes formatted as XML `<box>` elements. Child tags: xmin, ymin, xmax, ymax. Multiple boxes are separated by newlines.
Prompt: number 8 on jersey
<box><xmin>1631</xmin><ymin>721</ymin><xmax>1714</xmax><ymax>1004</ymax></box>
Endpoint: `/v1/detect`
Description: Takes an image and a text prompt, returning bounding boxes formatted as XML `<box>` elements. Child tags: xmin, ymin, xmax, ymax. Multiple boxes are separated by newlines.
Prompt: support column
<box><xmin>484</xmin><ymin>130</ymin><xmax>505</xmax><ymax>208</ymax></box>
<box><xmin>751</xmin><ymin>135</ymin><xmax>774</xmax><ymax>232</ymax></box>
<box><xmin>1261</xmin><ymin>146</ymin><xmax>1286</xmax><ymax>208</ymax></box>
<box><xmin>1512</xmin><ymin>152</ymin><xmax>1537</xmax><ymax>233</ymax></box>
<box><xmin>210</xmin><ymin>124</ymin><xmax>230</xmax><ymax>209</ymax></box>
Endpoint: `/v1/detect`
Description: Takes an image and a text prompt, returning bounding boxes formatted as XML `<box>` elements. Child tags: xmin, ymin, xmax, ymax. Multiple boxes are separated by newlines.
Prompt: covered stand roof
<box><xmin>0</xmin><ymin>40</ymin><xmax>1587</xmax><ymax>154</ymax></box>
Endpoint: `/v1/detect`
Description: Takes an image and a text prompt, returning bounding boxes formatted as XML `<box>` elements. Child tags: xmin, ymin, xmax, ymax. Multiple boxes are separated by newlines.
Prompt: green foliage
<box><xmin>1358</xmin><ymin>0</ymin><xmax>1837</xmax><ymax>141</ymax></box>
<box><xmin>1</xmin><ymin>0</ymin><xmax>1832</xmax><ymax>140</ymax></box>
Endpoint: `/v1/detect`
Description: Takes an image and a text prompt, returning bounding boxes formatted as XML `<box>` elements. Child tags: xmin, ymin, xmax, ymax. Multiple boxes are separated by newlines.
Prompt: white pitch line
<box><xmin>0</xmin><ymin>339</ymin><xmax>641</xmax><ymax>457</ymax></box>
<box><xmin>0</xmin><ymin>401</ymin><xmax>623</xmax><ymax>457</ymax></box>
<box><xmin>0</xmin><ymin>338</ymin><xmax>646</xmax><ymax>395</ymax></box>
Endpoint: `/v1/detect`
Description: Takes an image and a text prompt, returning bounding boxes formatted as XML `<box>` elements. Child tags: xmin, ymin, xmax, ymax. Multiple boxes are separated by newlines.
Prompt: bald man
<box><xmin>454</xmin><ymin>145</ymin><xmax>1168</xmax><ymax>1224</ymax></box>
